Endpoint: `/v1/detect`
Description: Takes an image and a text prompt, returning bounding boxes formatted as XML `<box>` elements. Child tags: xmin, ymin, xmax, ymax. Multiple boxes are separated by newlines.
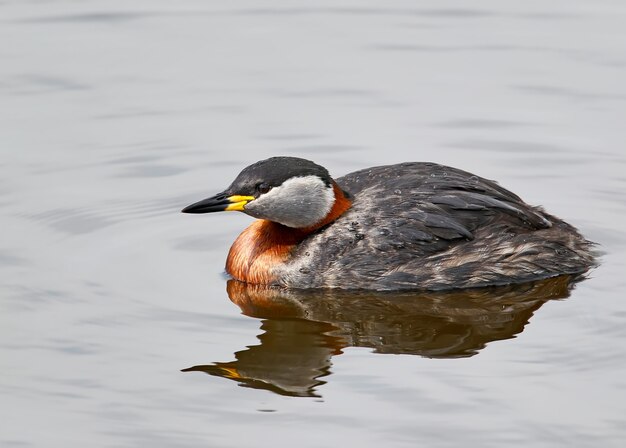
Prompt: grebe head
<box><xmin>182</xmin><ymin>157</ymin><xmax>345</xmax><ymax>228</ymax></box>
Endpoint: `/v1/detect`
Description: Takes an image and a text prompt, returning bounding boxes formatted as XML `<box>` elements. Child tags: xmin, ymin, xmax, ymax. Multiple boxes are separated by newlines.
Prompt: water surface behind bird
<box><xmin>1</xmin><ymin>1</ymin><xmax>626</xmax><ymax>447</ymax></box>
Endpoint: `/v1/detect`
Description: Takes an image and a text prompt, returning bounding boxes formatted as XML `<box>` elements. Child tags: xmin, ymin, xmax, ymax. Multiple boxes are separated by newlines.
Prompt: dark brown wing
<box><xmin>337</xmin><ymin>162</ymin><xmax>551</xmax><ymax>247</ymax></box>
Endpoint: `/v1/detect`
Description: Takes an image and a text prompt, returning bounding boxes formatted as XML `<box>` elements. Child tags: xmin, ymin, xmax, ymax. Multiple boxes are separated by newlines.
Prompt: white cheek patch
<box><xmin>246</xmin><ymin>175</ymin><xmax>335</xmax><ymax>228</ymax></box>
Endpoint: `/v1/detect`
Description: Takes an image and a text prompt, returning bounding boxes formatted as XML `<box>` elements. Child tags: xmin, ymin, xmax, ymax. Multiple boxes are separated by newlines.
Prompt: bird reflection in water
<box><xmin>183</xmin><ymin>276</ymin><xmax>581</xmax><ymax>397</ymax></box>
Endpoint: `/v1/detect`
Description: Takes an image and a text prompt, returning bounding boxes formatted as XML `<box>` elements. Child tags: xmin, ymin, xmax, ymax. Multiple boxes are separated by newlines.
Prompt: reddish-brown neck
<box><xmin>226</xmin><ymin>181</ymin><xmax>352</xmax><ymax>285</ymax></box>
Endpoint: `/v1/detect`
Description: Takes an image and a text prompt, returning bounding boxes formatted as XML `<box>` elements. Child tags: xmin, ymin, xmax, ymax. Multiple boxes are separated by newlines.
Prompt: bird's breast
<box><xmin>226</xmin><ymin>220</ymin><xmax>304</xmax><ymax>285</ymax></box>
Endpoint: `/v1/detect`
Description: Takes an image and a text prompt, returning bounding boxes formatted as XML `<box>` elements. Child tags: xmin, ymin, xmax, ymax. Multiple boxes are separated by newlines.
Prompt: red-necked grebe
<box><xmin>182</xmin><ymin>157</ymin><xmax>595</xmax><ymax>290</ymax></box>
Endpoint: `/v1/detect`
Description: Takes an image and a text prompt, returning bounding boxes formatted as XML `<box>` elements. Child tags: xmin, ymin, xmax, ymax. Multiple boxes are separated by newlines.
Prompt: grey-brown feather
<box><xmin>273</xmin><ymin>162</ymin><xmax>595</xmax><ymax>290</ymax></box>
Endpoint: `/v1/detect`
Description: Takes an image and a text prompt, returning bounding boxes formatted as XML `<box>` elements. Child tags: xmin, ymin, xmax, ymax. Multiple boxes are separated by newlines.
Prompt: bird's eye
<box><xmin>256</xmin><ymin>183</ymin><xmax>272</xmax><ymax>195</ymax></box>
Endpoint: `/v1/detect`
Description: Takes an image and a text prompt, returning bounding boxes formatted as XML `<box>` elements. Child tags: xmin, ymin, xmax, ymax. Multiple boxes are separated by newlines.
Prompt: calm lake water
<box><xmin>2</xmin><ymin>1</ymin><xmax>626</xmax><ymax>447</ymax></box>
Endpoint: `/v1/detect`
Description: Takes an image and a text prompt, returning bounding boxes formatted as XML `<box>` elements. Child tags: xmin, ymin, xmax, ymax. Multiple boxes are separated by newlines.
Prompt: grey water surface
<box><xmin>2</xmin><ymin>1</ymin><xmax>626</xmax><ymax>447</ymax></box>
